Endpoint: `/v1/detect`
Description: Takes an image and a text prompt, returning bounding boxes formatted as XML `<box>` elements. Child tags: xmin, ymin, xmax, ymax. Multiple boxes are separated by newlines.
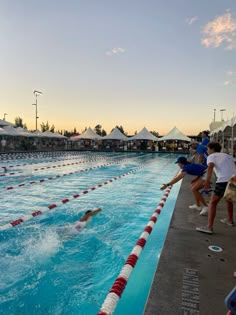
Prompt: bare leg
<box><xmin>208</xmin><ymin>194</ymin><xmax>221</xmax><ymax>228</ymax></box>
<box><xmin>191</xmin><ymin>179</ymin><xmax>207</xmax><ymax>207</ymax></box>
<box><xmin>226</xmin><ymin>201</ymin><xmax>234</xmax><ymax>222</ymax></box>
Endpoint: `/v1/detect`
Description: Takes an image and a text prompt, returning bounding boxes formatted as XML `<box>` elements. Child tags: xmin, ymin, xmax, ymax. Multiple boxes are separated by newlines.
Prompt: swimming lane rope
<box><xmin>97</xmin><ymin>185</ymin><xmax>173</xmax><ymax>315</ymax></box>
<box><xmin>3</xmin><ymin>158</ymin><xmax>131</xmax><ymax>191</ymax></box>
<box><xmin>0</xmin><ymin>156</ymin><xmax>109</xmax><ymax>177</ymax></box>
<box><xmin>0</xmin><ymin>163</ymin><xmax>151</xmax><ymax>231</ymax></box>
<box><xmin>3</xmin><ymin>153</ymin><xmax>103</xmax><ymax>169</ymax></box>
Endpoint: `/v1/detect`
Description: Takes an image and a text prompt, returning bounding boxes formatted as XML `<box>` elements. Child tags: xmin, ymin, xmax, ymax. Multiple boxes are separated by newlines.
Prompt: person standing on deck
<box><xmin>160</xmin><ymin>157</ymin><xmax>209</xmax><ymax>215</ymax></box>
<box><xmin>196</xmin><ymin>142</ymin><xmax>236</xmax><ymax>234</ymax></box>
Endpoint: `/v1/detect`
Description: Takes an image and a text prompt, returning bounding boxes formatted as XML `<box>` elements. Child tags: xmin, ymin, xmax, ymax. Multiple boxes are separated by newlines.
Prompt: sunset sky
<box><xmin>0</xmin><ymin>0</ymin><xmax>236</xmax><ymax>135</ymax></box>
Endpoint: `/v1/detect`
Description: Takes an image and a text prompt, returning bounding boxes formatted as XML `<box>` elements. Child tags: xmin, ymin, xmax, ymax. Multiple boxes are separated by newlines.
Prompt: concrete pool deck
<box><xmin>144</xmin><ymin>176</ymin><xmax>236</xmax><ymax>315</ymax></box>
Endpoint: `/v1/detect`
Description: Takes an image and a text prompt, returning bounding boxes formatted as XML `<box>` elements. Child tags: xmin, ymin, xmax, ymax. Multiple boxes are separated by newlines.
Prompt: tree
<box><xmin>94</xmin><ymin>124</ymin><xmax>102</xmax><ymax>135</ymax></box>
<box><xmin>15</xmin><ymin>116</ymin><xmax>23</xmax><ymax>128</ymax></box>
<box><xmin>50</xmin><ymin>124</ymin><xmax>55</xmax><ymax>133</ymax></box>
<box><xmin>115</xmin><ymin>125</ymin><xmax>126</xmax><ymax>135</ymax></box>
<box><xmin>40</xmin><ymin>121</ymin><xmax>50</xmax><ymax>132</ymax></box>
<box><xmin>150</xmin><ymin>130</ymin><xmax>159</xmax><ymax>137</ymax></box>
<box><xmin>101</xmin><ymin>129</ymin><xmax>107</xmax><ymax>136</ymax></box>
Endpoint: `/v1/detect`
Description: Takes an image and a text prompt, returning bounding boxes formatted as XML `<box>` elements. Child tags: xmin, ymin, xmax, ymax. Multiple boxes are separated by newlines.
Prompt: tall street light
<box><xmin>220</xmin><ymin>109</ymin><xmax>226</xmax><ymax>121</ymax></box>
<box><xmin>33</xmin><ymin>90</ymin><xmax>42</xmax><ymax>130</ymax></box>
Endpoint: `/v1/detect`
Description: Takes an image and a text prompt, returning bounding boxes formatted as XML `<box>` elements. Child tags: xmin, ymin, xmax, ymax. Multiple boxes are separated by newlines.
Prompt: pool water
<box><xmin>0</xmin><ymin>152</ymin><xmax>182</xmax><ymax>315</ymax></box>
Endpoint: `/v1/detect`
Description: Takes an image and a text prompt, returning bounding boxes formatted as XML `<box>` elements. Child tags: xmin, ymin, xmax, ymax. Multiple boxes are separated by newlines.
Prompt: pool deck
<box><xmin>144</xmin><ymin>176</ymin><xmax>236</xmax><ymax>315</ymax></box>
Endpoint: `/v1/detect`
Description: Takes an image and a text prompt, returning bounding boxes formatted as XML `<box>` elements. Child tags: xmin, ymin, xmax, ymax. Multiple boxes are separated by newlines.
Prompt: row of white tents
<box><xmin>0</xmin><ymin>117</ymin><xmax>195</xmax><ymax>145</ymax></box>
<box><xmin>0</xmin><ymin>117</ymin><xmax>193</xmax><ymax>142</ymax></box>
<box><xmin>0</xmin><ymin>125</ymin><xmax>67</xmax><ymax>139</ymax></box>
<box><xmin>70</xmin><ymin>126</ymin><xmax>192</xmax><ymax>142</ymax></box>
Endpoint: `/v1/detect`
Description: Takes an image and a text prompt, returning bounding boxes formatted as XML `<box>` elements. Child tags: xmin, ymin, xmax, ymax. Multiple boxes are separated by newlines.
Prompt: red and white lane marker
<box><xmin>0</xmin><ymin>156</ymin><xmax>107</xmax><ymax>177</ymax></box>
<box><xmin>4</xmin><ymin>153</ymin><xmax>101</xmax><ymax>169</ymax></box>
<box><xmin>97</xmin><ymin>186</ymin><xmax>173</xmax><ymax>315</ymax></box>
<box><xmin>0</xmin><ymin>165</ymin><xmax>148</xmax><ymax>231</ymax></box>
<box><xmin>4</xmin><ymin>158</ymin><xmax>130</xmax><ymax>191</ymax></box>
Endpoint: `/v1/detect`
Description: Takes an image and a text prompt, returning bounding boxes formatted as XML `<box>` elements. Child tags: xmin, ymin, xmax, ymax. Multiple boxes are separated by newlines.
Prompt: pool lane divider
<box><xmin>1</xmin><ymin>152</ymin><xmax>134</xmax><ymax>169</ymax></box>
<box><xmin>0</xmin><ymin>156</ymin><xmax>110</xmax><ymax>177</ymax></box>
<box><xmin>3</xmin><ymin>153</ymin><xmax>103</xmax><ymax>169</ymax></box>
<box><xmin>0</xmin><ymin>151</ymin><xmax>87</xmax><ymax>163</ymax></box>
<box><xmin>4</xmin><ymin>158</ymin><xmax>131</xmax><ymax>191</ymax></box>
<box><xmin>0</xmin><ymin>152</ymin><xmax>137</xmax><ymax>177</ymax></box>
<box><xmin>97</xmin><ymin>185</ymin><xmax>173</xmax><ymax>315</ymax></box>
<box><xmin>0</xmin><ymin>163</ymin><xmax>152</xmax><ymax>231</ymax></box>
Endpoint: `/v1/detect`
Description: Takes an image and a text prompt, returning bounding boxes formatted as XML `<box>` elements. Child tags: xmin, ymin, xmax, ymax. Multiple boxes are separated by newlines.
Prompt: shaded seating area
<box><xmin>1</xmin><ymin>123</ymin><xmax>196</xmax><ymax>154</ymax></box>
<box><xmin>157</xmin><ymin>126</ymin><xmax>192</xmax><ymax>152</ymax></box>
<box><xmin>0</xmin><ymin>126</ymin><xmax>67</xmax><ymax>152</ymax></box>
<box><xmin>69</xmin><ymin>127</ymin><xmax>102</xmax><ymax>150</ymax></box>
<box><xmin>210</xmin><ymin>116</ymin><xmax>236</xmax><ymax>156</ymax></box>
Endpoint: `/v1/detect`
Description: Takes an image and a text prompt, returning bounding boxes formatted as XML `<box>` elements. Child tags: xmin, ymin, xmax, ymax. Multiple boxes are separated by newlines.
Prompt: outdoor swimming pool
<box><xmin>0</xmin><ymin>151</ymin><xmax>182</xmax><ymax>315</ymax></box>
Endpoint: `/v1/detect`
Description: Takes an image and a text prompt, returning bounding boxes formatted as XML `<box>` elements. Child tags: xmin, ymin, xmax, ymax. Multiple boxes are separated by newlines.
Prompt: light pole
<box><xmin>33</xmin><ymin>90</ymin><xmax>42</xmax><ymax>130</ymax></box>
<box><xmin>220</xmin><ymin>109</ymin><xmax>226</xmax><ymax>121</ymax></box>
<box><xmin>3</xmin><ymin>113</ymin><xmax>7</xmax><ymax>120</ymax></box>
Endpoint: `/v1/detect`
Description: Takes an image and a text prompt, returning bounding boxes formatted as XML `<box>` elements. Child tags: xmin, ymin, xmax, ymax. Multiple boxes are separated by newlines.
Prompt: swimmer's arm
<box><xmin>90</xmin><ymin>208</ymin><xmax>102</xmax><ymax>215</ymax></box>
<box><xmin>80</xmin><ymin>208</ymin><xmax>102</xmax><ymax>222</ymax></box>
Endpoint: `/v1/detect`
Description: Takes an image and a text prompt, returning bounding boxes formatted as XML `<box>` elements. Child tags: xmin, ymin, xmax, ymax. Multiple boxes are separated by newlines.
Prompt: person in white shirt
<box><xmin>196</xmin><ymin>142</ymin><xmax>236</xmax><ymax>234</ymax></box>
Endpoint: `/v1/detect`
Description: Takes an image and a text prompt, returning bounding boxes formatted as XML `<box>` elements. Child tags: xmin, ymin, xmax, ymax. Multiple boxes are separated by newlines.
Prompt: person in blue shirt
<box><xmin>196</xmin><ymin>131</ymin><xmax>209</xmax><ymax>165</ymax></box>
<box><xmin>200</xmin><ymin>130</ymin><xmax>210</xmax><ymax>146</ymax></box>
<box><xmin>160</xmin><ymin>156</ymin><xmax>209</xmax><ymax>215</ymax></box>
<box><xmin>196</xmin><ymin>143</ymin><xmax>208</xmax><ymax>165</ymax></box>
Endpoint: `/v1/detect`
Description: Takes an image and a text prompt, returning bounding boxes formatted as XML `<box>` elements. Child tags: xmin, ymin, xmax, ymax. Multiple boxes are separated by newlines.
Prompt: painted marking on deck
<box><xmin>208</xmin><ymin>245</ymin><xmax>223</xmax><ymax>252</ymax></box>
<box><xmin>181</xmin><ymin>268</ymin><xmax>200</xmax><ymax>314</ymax></box>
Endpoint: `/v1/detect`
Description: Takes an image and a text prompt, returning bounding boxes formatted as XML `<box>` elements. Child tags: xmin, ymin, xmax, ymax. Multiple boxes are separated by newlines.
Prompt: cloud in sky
<box><xmin>106</xmin><ymin>47</ymin><xmax>126</xmax><ymax>56</ymax></box>
<box><xmin>201</xmin><ymin>10</ymin><xmax>236</xmax><ymax>50</ymax></box>
<box><xmin>224</xmin><ymin>69</ymin><xmax>234</xmax><ymax>85</ymax></box>
<box><xmin>185</xmin><ymin>16</ymin><xmax>198</xmax><ymax>25</ymax></box>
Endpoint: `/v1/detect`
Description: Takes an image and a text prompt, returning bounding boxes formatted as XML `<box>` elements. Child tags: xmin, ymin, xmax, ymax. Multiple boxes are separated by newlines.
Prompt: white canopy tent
<box><xmin>53</xmin><ymin>132</ymin><xmax>67</xmax><ymax>139</ymax></box>
<box><xmin>70</xmin><ymin>127</ymin><xmax>102</xmax><ymax>141</ymax></box>
<box><xmin>33</xmin><ymin>130</ymin><xmax>44</xmax><ymax>137</ymax></box>
<box><xmin>0</xmin><ymin>119</ymin><xmax>15</xmax><ymax>128</ymax></box>
<box><xmin>15</xmin><ymin>127</ymin><xmax>35</xmax><ymax>137</ymax></box>
<box><xmin>102</xmin><ymin>127</ymin><xmax>128</xmax><ymax>141</ymax></box>
<box><xmin>129</xmin><ymin>127</ymin><xmax>158</xmax><ymax>141</ymax></box>
<box><xmin>1</xmin><ymin>126</ymin><xmax>19</xmax><ymax>136</ymax></box>
<box><xmin>0</xmin><ymin>127</ymin><xmax>9</xmax><ymax>136</ymax></box>
<box><xmin>158</xmin><ymin>126</ymin><xmax>192</xmax><ymax>142</ymax></box>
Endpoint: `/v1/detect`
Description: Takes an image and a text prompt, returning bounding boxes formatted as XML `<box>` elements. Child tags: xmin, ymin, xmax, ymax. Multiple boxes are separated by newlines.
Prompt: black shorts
<box><xmin>214</xmin><ymin>182</ymin><xmax>228</xmax><ymax>197</ymax></box>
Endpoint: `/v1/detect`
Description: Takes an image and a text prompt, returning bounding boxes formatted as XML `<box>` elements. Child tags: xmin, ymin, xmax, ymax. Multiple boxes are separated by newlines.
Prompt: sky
<box><xmin>0</xmin><ymin>0</ymin><xmax>236</xmax><ymax>136</ymax></box>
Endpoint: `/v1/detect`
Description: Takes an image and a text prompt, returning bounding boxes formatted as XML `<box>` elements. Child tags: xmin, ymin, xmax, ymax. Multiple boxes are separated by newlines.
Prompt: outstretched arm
<box><xmin>160</xmin><ymin>172</ymin><xmax>186</xmax><ymax>190</ymax></box>
<box><xmin>80</xmin><ymin>208</ymin><xmax>102</xmax><ymax>222</ymax></box>
<box><xmin>90</xmin><ymin>208</ymin><xmax>102</xmax><ymax>216</ymax></box>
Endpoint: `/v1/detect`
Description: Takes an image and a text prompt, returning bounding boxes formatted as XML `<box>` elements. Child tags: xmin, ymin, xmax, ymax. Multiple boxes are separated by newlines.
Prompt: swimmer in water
<box><xmin>2</xmin><ymin>166</ymin><xmax>7</xmax><ymax>173</ymax></box>
<box><xmin>73</xmin><ymin>208</ymin><xmax>102</xmax><ymax>231</ymax></box>
<box><xmin>57</xmin><ymin>208</ymin><xmax>102</xmax><ymax>238</ymax></box>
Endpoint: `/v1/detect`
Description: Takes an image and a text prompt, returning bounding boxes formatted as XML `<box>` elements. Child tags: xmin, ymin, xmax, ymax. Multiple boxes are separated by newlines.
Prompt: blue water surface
<box><xmin>0</xmin><ymin>152</ymin><xmax>181</xmax><ymax>315</ymax></box>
